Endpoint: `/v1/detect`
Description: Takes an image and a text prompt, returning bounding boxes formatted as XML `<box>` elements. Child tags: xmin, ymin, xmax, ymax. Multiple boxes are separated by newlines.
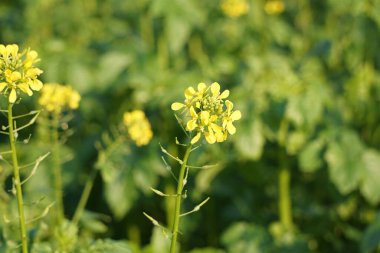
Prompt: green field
<box><xmin>0</xmin><ymin>0</ymin><xmax>379</xmax><ymax>252</ymax></box>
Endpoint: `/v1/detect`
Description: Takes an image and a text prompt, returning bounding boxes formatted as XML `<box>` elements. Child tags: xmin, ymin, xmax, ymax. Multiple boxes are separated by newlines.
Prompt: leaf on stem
<box><xmin>180</xmin><ymin>197</ymin><xmax>210</xmax><ymax>217</ymax></box>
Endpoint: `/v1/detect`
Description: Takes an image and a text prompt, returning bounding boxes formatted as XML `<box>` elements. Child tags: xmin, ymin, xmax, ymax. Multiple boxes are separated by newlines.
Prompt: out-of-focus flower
<box><xmin>220</xmin><ymin>0</ymin><xmax>249</xmax><ymax>18</ymax></box>
<box><xmin>172</xmin><ymin>82</ymin><xmax>241</xmax><ymax>144</ymax></box>
<box><xmin>38</xmin><ymin>83</ymin><xmax>81</xmax><ymax>113</ymax></box>
<box><xmin>123</xmin><ymin>110</ymin><xmax>153</xmax><ymax>146</ymax></box>
<box><xmin>0</xmin><ymin>44</ymin><xmax>43</xmax><ymax>103</ymax></box>
<box><xmin>265</xmin><ymin>0</ymin><xmax>285</xmax><ymax>15</ymax></box>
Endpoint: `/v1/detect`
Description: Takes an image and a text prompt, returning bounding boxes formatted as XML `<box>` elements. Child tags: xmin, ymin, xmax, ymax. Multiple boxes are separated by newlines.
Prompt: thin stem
<box><xmin>72</xmin><ymin>169</ymin><xmax>97</xmax><ymax>225</ymax></box>
<box><xmin>8</xmin><ymin>103</ymin><xmax>28</xmax><ymax>253</ymax></box>
<box><xmin>170</xmin><ymin>145</ymin><xmax>192</xmax><ymax>253</ymax></box>
<box><xmin>52</xmin><ymin>111</ymin><xmax>64</xmax><ymax>227</ymax></box>
<box><xmin>278</xmin><ymin>153</ymin><xmax>293</xmax><ymax>230</ymax></box>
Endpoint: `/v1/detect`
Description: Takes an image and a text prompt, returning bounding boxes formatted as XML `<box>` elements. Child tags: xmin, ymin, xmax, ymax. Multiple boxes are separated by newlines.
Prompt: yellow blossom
<box><xmin>172</xmin><ymin>82</ymin><xmax>241</xmax><ymax>144</ymax></box>
<box><xmin>220</xmin><ymin>0</ymin><xmax>249</xmax><ymax>18</ymax></box>
<box><xmin>264</xmin><ymin>0</ymin><xmax>285</xmax><ymax>15</ymax></box>
<box><xmin>0</xmin><ymin>44</ymin><xmax>43</xmax><ymax>103</ymax></box>
<box><xmin>123</xmin><ymin>110</ymin><xmax>153</xmax><ymax>146</ymax></box>
<box><xmin>38</xmin><ymin>83</ymin><xmax>81</xmax><ymax>113</ymax></box>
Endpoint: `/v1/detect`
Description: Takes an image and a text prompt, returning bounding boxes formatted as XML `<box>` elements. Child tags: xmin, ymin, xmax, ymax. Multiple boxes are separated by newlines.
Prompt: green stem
<box><xmin>72</xmin><ymin>169</ymin><xmax>97</xmax><ymax>225</ymax></box>
<box><xmin>8</xmin><ymin>103</ymin><xmax>28</xmax><ymax>253</ymax></box>
<box><xmin>278</xmin><ymin>154</ymin><xmax>293</xmax><ymax>230</ymax></box>
<box><xmin>52</xmin><ymin>111</ymin><xmax>64</xmax><ymax>227</ymax></box>
<box><xmin>170</xmin><ymin>145</ymin><xmax>192</xmax><ymax>253</ymax></box>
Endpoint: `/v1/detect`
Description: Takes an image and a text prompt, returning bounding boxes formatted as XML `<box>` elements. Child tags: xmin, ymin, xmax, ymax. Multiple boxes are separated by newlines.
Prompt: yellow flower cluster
<box><xmin>123</xmin><ymin>110</ymin><xmax>153</xmax><ymax>146</ymax></box>
<box><xmin>0</xmin><ymin>44</ymin><xmax>43</xmax><ymax>103</ymax></box>
<box><xmin>264</xmin><ymin>0</ymin><xmax>285</xmax><ymax>15</ymax></box>
<box><xmin>220</xmin><ymin>0</ymin><xmax>249</xmax><ymax>18</ymax></box>
<box><xmin>38</xmin><ymin>83</ymin><xmax>81</xmax><ymax>113</ymax></box>
<box><xmin>172</xmin><ymin>82</ymin><xmax>241</xmax><ymax>144</ymax></box>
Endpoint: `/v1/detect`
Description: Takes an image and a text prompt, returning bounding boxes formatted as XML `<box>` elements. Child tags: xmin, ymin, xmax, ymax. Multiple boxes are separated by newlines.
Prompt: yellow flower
<box><xmin>38</xmin><ymin>83</ymin><xmax>81</xmax><ymax>113</ymax></box>
<box><xmin>123</xmin><ymin>110</ymin><xmax>153</xmax><ymax>146</ymax></box>
<box><xmin>0</xmin><ymin>44</ymin><xmax>43</xmax><ymax>103</ymax></box>
<box><xmin>220</xmin><ymin>0</ymin><xmax>249</xmax><ymax>18</ymax></box>
<box><xmin>172</xmin><ymin>82</ymin><xmax>241</xmax><ymax>145</ymax></box>
<box><xmin>264</xmin><ymin>0</ymin><xmax>285</xmax><ymax>15</ymax></box>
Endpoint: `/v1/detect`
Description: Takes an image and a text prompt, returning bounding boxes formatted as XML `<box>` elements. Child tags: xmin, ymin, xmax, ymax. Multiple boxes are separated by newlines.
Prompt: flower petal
<box><xmin>18</xmin><ymin>83</ymin><xmax>33</xmax><ymax>96</ymax></box>
<box><xmin>30</xmin><ymin>79</ymin><xmax>43</xmax><ymax>91</ymax></box>
<box><xmin>171</xmin><ymin>102</ymin><xmax>185</xmax><ymax>111</ymax></box>
<box><xmin>211</xmin><ymin>82</ymin><xmax>220</xmax><ymax>97</ymax></box>
<box><xmin>200</xmin><ymin>111</ymin><xmax>210</xmax><ymax>126</ymax></box>
<box><xmin>186</xmin><ymin>119</ymin><xmax>198</xmax><ymax>131</ymax></box>
<box><xmin>191</xmin><ymin>132</ymin><xmax>201</xmax><ymax>144</ymax></box>
<box><xmin>231</xmin><ymin>110</ymin><xmax>242</xmax><ymax>121</ymax></box>
<box><xmin>185</xmin><ymin>87</ymin><xmax>196</xmax><ymax>99</ymax></box>
<box><xmin>225</xmin><ymin>100</ymin><xmax>233</xmax><ymax>112</ymax></box>
<box><xmin>227</xmin><ymin>122</ymin><xmax>236</xmax><ymax>135</ymax></box>
<box><xmin>205</xmin><ymin>130</ymin><xmax>216</xmax><ymax>144</ymax></box>
<box><xmin>189</xmin><ymin>106</ymin><xmax>198</xmax><ymax>118</ymax></box>
<box><xmin>9</xmin><ymin>88</ymin><xmax>17</xmax><ymax>103</ymax></box>
<box><xmin>219</xmin><ymin>89</ymin><xmax>230</xmax><ymax>99</ymax></box>
<box><xmin>197</xmin><ymin>83</ymin><xmax>206</xmax><ymax>93</ymax></box>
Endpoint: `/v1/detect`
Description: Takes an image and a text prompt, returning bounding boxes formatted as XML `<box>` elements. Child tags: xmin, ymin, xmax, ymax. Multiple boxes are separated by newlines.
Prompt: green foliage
<box><xmin>0</xmin><ymin>0</ymin><xmax>379</xmax><ymax>252</ymax></box>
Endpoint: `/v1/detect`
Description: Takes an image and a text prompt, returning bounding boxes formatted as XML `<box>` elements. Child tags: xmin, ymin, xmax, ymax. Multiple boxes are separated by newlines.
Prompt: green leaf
<box><xmin>361</xmin><ymin>150</ymin><xmax>380</xmax><ymax>205</ymax></box>
<box><xmin>361</xmin><ymin>213</ymin><xmax>380</xmax><ymax>253</ymax></box>
<box><xmin>299</xmin><ymin>137</ymin><xmax>325</xmax><ymax>172</ymax></box>
<box><xmin>325</xmin><ymin>130</ymin><xmax>364</xmax><ymax>194</ymax></box>
<box><xmin>188</xmin><ymin>248</ymin><xmax>226</xmax><ymax>253</ymax></box>
<box><xmin>221</xmin><ymin>222</ymin><xmax>272</xmax><ymax>253</ymax></box>
<box><xmin>235</xmin><ymin>119</ymin><xmax>265</xmax><ymax>160</ymax></box>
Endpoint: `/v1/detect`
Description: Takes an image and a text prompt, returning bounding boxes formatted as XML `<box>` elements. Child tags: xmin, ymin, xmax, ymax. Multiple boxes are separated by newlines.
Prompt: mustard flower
<box><xmin>0</xmin><ymin>44</ymin><xmax>43</xmax><ymax>103</ymax></box>
<box><xmin>264</xmin><ymin>0</ymin><xmax>285</xmax><ymax>15</ymax></box>
<box><xmin>123</xmin><ymin>110</ymin><xmax>153</xmax><ymax>146</ymax></box>
<box><xmin>172</xmin><ymin>82</ymin><xmax>241</xmax><ymax>144</ymax></box>
<box><xmin>220</xmin><ymin>0</ymin><xmax>249</xmax><ymax>18</ymax></box>
<box><xmin>38</xmin><ymin>83</ymin><xmax>81</xmax><ymax>113</ymax></box>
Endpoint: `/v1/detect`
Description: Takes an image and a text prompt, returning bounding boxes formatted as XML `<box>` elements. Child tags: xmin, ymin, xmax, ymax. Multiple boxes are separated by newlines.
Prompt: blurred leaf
<box><xmin>235</xmin><ymin>119</ymin><xmax>265</xmax><ymax>160</ymax></box>
<box><xmin>361</xmin><ymin>213</ymin><xmax>380</xmax><ymax>253</ymax></box>
<box><xmin>188</xmin><ymin>248</ymin><xmax>226</xmax><ymax>253</ymax></box>
<box><xmin>325</xmin><ymin>130</ymin><xmax>364</xmax><ymax>194</ymax></box>
<box><xmin>221</xmin><ymin>222</ymin><xmax>272</xmax><ymax>253</ymax></box>
<box><xmin>361</xmin><ymin>149</ymin><xmax>380</xmax><ymax>205</ymax></box>
<box><xmin>299</xmin><ymin>137</ymin><xmax>325</xmax><ymax>172</ymax></box>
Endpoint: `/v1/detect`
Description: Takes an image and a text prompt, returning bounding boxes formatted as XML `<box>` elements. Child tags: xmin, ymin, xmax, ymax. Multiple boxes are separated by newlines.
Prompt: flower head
<box><xmin>172</xmin><ymin>82</ymin><xmax>241</xmax><ymax>144</ymax></box>
<box><xmin>123</xmin><ymin>110</ymin><xmax>153</xmax><ymax>146</ymax></box>
<box><xmin>264</xmin><ymin>0</ymin><xmax>285</xmax><ymax>15</ymax></box>
<box><xmin>38</xmin><ymin>83</ymin><xmax>81</xmax><ymax>113</ymax></box>
<box><xmin>0</xmin><ymin>44</ymin><xmax>43</xmax><ymax>103</ymax></box>
<box><xmin>220</xmin><ymin>0</ymin><xmax>249</xmax><ymax>18</ymax></box>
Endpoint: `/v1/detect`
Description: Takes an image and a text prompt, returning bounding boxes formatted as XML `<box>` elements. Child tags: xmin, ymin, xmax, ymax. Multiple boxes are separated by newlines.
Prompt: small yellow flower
<box><xmin>172</xmin><ymin>82</ymin><xmax>241</xmax><ymax>144</ymax></box>
<box><xmin>220</xmin><ymin>0</ymin><xmax>249</xmax><ymax>18</ymax></box>
<box><xmin>0</xmin><ymin>44</ymin><xmax>43</xmax><ymax>103</ymax></box>
<box><xmin>264</xmin><ymin>0</ymin><xmax>285</xmax><ymax>15</ymax></box>
<box><xmin>123</xmin><ymin>110</ymin><xmax>153</xmax><ymax>146</ymax></box>
<box><xmin>38</xmin><ymin>83</ymin><xmax>81</xmax><ymax>113</ymax></box>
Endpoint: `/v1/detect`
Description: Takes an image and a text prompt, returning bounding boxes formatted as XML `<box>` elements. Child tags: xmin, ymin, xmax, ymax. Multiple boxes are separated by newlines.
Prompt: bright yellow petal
<box><xmin>205</xmin><ymin>130</ymin><xmax>216</xmax><ymax>144</ymax></box>
<box><xmin>219</xmin><ymin>89</ymin><xmax>230</xmax><ymax>99</ymax></box>
<box><xmin>189</xmin><ymin>106</ymin><xmax>198</xmax><ymax>118</ymax></box>
<box><xmin>191</xmin><ymin>132</ymin><xmax>201</xmax><ymax>144</ymax></box>
<box><xmin>186</xmin><ymin>119</ymin><xmax>198</xmax><ymax>131</ymax></box>
<box><xmin>211</xmin><ymin>82</ymin><xmax>220</xmax><ymax>97</ymax></box>
<box><xmin>18</xmin><ymin>83</ymin><xmax>33</xmax><ymax>96</ymax></box>
<box><xmin>0</xmin><ymin>82</ymin><xmax>7</xmax><ymax>92</ymax></box>
<box><xmin>9</xmin><ymin>89</ymin><xmax>17</xmax><ymax>103</ymax></box>
<box><xmin>30</xmin><ymin>79</ymin><xmax>43</xmax><ymax>91</ymax></box>
<box><xmin>200</xmin><ymin>111</ymin><xmax>210</xmax><ymax>126</ymax></box>
<box><xmin>185</xmin><ymin>87</ymin><xmax>196</xmax><ymax>99</ymax></box>
<box><xmin>11</xmin><ymin>71</ymin><xmax>21</xmax><ymax>81</ymax></box>
<box><xmin>227</xmin><ymin>122</ymin><xmax>236</xmax><ymax>135</ymax></box>
<box><xmin>231</xmin><ymin>110</ymin><xmax>241</xmax><ymax>121</ymax></box>
<box><xmin>171</xmin><ymin>102</ymin><xmax>185</xmax><ymax>111</ymax></box>
<box><xmin>225</xmin><ymin>100</ymin><xmax>233</xmax><ymax>112</ymax></box>
<box><xmin>197</xmin><ymin>83</ymin><xmax>207</xmax><ymax>93</ymax></box>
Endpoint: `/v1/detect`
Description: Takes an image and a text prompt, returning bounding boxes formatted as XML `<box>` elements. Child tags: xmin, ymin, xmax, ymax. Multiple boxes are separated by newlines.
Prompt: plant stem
<box><xmin>8</xmin><ymin>103</ymin><xmax>28</xmax><ymax>253</ymax></box>
<box><xmin>52</xmin><ymin>111</ymin><xmax>64</xmax><ymax>227</ymax></box>
<box><xmin>72</xmin><ymin>169</ymin><xmax>97</xmax><ymax>225</ymax></box>
<box><xmin>170</xmin><ymin>145</ymin><xmax>192</xmax><ymax>253</ymax></box>
<box><xmin>278</xmin><ymin>154</ymin><xmax>293</xmax><ymax>230</ymax></box>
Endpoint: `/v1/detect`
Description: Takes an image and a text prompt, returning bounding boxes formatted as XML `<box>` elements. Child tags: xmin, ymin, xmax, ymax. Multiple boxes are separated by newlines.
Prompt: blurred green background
<box><xmin>1</xmin><ymin>0</ymin><xmax>380</xmax><ymax>252</ymax></box>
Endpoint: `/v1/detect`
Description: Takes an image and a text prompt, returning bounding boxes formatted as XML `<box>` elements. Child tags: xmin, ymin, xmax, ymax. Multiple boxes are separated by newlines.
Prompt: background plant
<box><xmin>0</xmin><ymin>0</ymin><xmax>379</xmax><ymax>252</ymax></box>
